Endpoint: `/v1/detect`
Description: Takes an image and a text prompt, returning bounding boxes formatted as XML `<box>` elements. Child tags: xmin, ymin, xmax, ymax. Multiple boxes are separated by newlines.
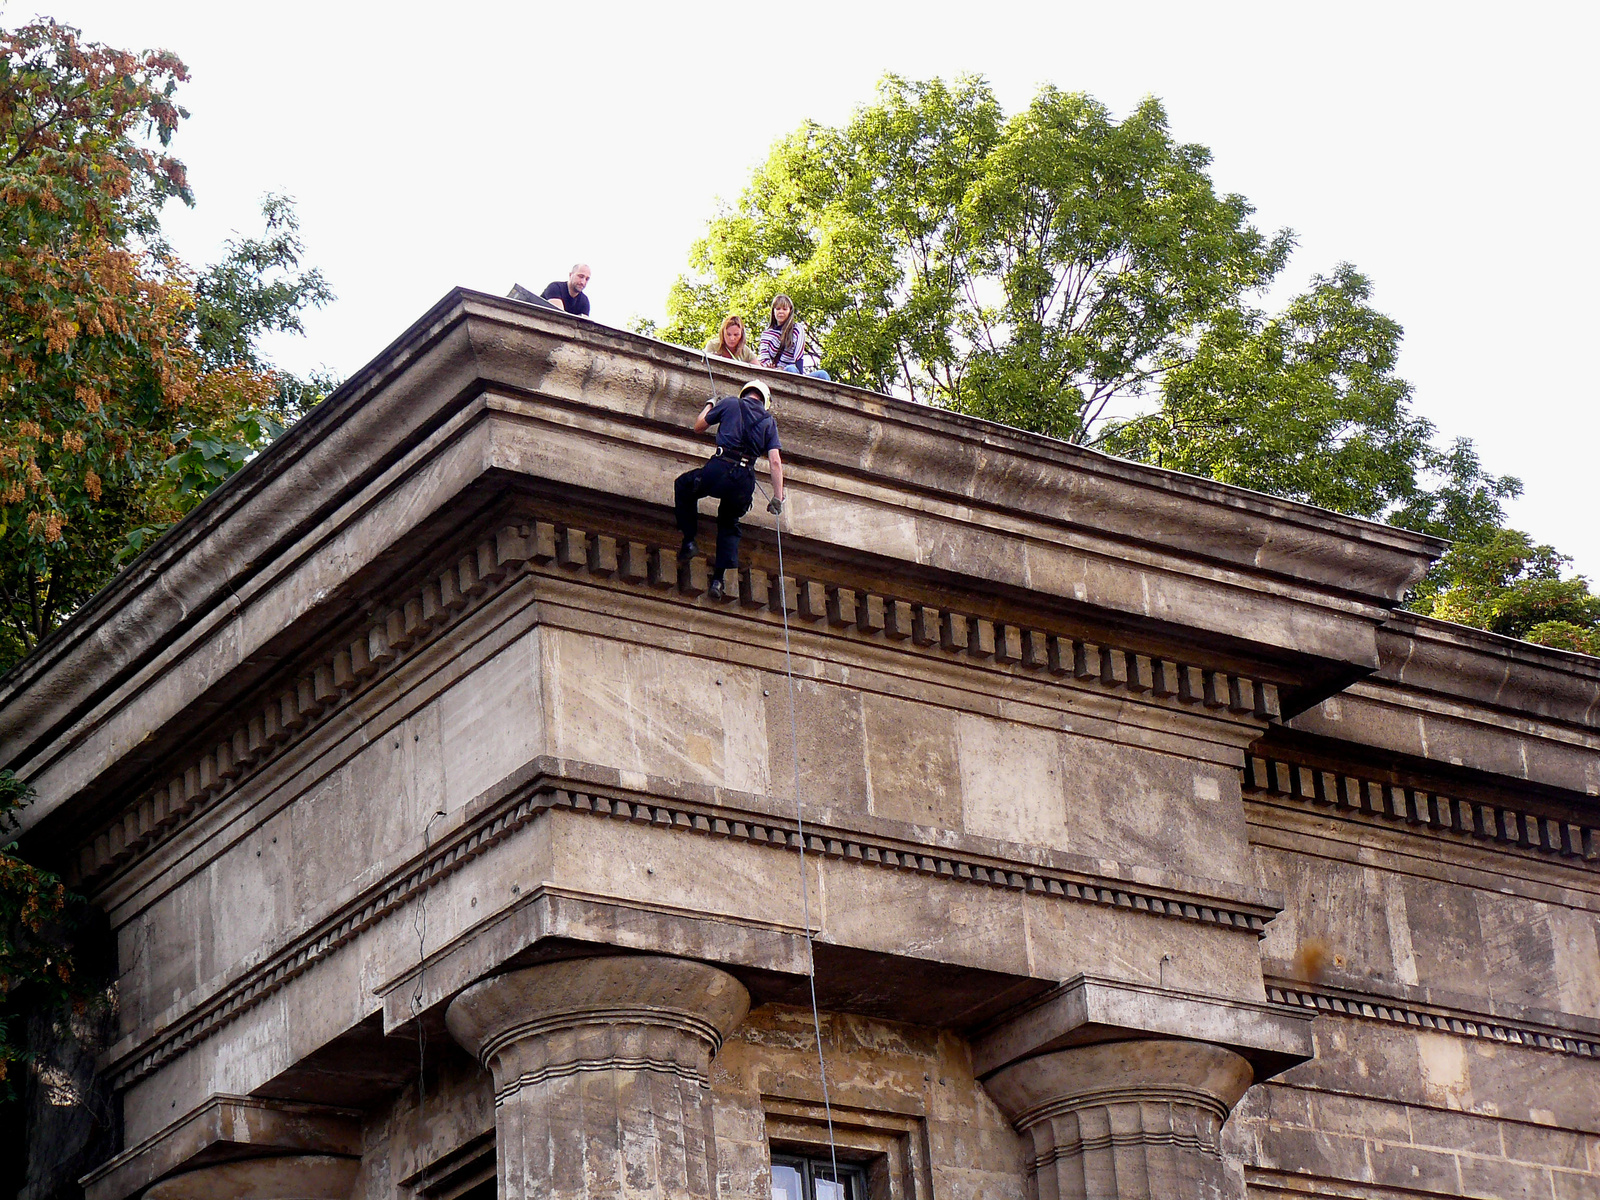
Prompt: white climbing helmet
<box><xmin>740</xmin><ymin>379</ymin><xmax>773</xmax><ymax>411</ymax></box>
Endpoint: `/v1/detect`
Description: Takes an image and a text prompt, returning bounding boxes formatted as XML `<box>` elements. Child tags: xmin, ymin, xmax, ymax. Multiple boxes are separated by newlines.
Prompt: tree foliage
<box><xmin>663</xmin><ymin>77</ymin><xmax>1290</xmax><ymax>440</ymax></box>
<box><xmin>1101</xmin><ymin>266</ymin><xmax>1435</xmax><ymax>518</ymax></box>
<box><xmin>0</xmin><ymin>770</ymin><xmax>76</xmax><ymax>1100</ymax></box>
<box><xmin>0</xmin><ymin>19</ymin><xmax>333</xmax><ymax>672</ymax></box>
<box><xmin>192</xmin><ymin>191</ymin><xmax>335</xmax><ymax>420</ymax></box>
<box><xmin>1406</xmin><ymin>531</ymin><xmax>1600</xmax><ymax>654</ymax></box>
<box><xmin>0</xmin><ymin>18</ymin><xmax>336</xmax><ymax>1146</ymax></box>
<box><xmin>663</xmin><ymin>74</ymin><xmax>1599</xmax><ymax>658</ymax></box>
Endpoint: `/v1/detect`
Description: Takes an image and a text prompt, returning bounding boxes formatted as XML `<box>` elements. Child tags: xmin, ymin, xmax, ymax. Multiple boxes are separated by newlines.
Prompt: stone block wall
<box><xmin>6</xmin><ymin>297</ymin><xmax>1594</xmax><ymax>1200</ymax></box>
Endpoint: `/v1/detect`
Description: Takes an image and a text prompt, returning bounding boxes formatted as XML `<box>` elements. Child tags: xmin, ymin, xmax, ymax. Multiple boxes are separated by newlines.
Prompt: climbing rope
<box><xmin>701</xmin><ymin>352</ymin><xmax>842</xmax><ymax>1191</ymax></box>
<box><xmin>771</xmin><ymin>511</ymin><xmax>843</xmax><ymax>1192</ymax></box>
<box><xmin>412</xmin><ymin>806</ymin><xmax>447</xmax><ymax>1136</ymax></box>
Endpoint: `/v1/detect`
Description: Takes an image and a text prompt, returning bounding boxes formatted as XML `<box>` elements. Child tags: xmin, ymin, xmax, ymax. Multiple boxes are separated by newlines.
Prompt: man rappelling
<box><xmin>675</xmin><ymin>379</ymin><xmax>785</xmax><ymax>601</ymax></box>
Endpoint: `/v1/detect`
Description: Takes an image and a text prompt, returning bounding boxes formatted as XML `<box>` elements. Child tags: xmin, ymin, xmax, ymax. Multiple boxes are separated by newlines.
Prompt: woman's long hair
<box><xmin>715</xmin><ymin>313</ymin><xmax>747</xmax><ymax>358</ymax></box>
<box><xmin>768</xmin><ymin>294</ymin><xmax>799</xmax><ymax>360</ymax></box>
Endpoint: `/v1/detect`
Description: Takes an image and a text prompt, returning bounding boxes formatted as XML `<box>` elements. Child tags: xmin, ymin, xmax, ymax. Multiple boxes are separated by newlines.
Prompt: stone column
<box><xmin>982</xmin><ymin>1040</ymin><xmax>1254</xmax><ymax>1200</ymax></box>
<box><xmin>143</xmin><ymin>1154</ymin><xmax>357</xmax><ymax>1199</ymax></box>
<box><xmin>445</xmin><ymin>955</ymin><xmax>751</xmax><ymax>1200</ymax></box>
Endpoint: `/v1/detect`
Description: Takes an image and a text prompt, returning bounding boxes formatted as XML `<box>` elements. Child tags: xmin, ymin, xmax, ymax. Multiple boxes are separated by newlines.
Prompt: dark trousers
<box><xmin>675</xmin><ymin>455</ymin><xmax>756</xmax><ymax>572</ymax></box>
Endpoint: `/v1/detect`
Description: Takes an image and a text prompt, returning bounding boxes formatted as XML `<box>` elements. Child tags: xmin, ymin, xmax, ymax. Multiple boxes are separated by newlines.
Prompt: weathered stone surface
<box><xmin>445</xmin><ymin>956</ymin><xmax>750</xmax><ymax>1200</ymax></box>
<box><xmin>3</xmin><ymin>299</ymin><xmax>1594</xmax><ymax>1200</ymax></box>
<box><xmin>984</xmin><ymin>1040</ymin><xmax>1256</xmax><ymax>1200</ymax></box>
<box><xmin>142</xmin><ymin>1154</ymin><xmax>358</xmax><ymax>1199</ymax></box>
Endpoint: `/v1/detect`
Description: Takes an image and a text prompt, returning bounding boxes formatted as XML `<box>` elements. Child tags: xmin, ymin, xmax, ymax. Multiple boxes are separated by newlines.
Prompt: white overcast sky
<box><xmin>33</xmin><ymin>0</ymin><xmax>1600</xmax><ymax>579</ymax></box>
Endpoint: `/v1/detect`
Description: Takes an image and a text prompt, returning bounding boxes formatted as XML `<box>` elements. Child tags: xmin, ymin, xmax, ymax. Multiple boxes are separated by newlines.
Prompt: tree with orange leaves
<box><xmin>0</xmin><ymin>20</ymin><xmax>331</xmax><ymax>1184</ymax></box>
<box><xmin>0</xmin><ymin>18</ymin><xmax>332</xmax><ymax>673</ymax></box>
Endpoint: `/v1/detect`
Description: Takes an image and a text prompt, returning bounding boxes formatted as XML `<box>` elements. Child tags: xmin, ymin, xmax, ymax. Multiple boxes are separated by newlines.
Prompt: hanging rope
<box><xmin>412</xmin><ymin>807</ymin><xmax>447</xmax><ymax>1139</ymax></box>
<box><xmin>772</xmin><ymin>509</ymin><xmax>842</xmax><ymax>1191</ymax></box>
<box><xmin>701</xmin><ymin>352</ymin><xmax>841</xmax><ymax>1189</ymax></box>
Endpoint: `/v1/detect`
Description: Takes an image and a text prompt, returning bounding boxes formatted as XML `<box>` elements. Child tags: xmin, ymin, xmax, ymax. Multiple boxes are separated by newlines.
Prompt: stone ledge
<box><xmin>1265</xmin><ymin>980</ymin><xmax>1600</xmax><ymax>1060</ymax></box>
<box><xmin>69</xmin><ymin>512</ymin><xmax>1283</xmax><ymax>891</ymax></box>
<box><xmin>99</xmin><ymin>766</ymin><xmax>1281</xmax><ymax>1094</ymax></box>
<box><xmin>4</xmin><ymin>288</ymin><xmax>1443</xmax><ymax>830</ymax></box>
<box><xmin>1376</xmin><ymin>610</ymin><xmax>1600</xmax><ymax>732</ymax></box>
<box><xmin>374</xmin><ymin>886</ymin><xmax>813</xmax><ymax>1034</ymax></box>
<box><xmin>1259</xmin><ymin>957</ymin><xmax>1600</xmax><ymax>1039</ymax></box>
<box><xmin>79</xmin><ymin>1094</ymin><xmax>361</xmax><ymax>1200</ymax></box>
<box><xmin>1243</xmin><ymin>753</ymin><xmax>1600</xmax><ymax>868</ymax></box>
<box><xmin>971</xmin><ymin>974</ymin><xmax>1315</xmax><ymax>1080</ymax></box>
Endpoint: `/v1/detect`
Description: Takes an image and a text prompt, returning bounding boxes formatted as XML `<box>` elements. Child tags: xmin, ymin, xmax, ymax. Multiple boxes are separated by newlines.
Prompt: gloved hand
<box><xmin>767</xmin><ymin>496</ymin><xmax>784</xmax><ymax>515</ymax></box>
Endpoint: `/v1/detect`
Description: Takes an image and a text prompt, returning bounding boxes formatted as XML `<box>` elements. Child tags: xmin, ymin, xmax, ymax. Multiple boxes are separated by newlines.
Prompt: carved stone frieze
<box><xmin>1265</xmin><ymin>982</ymin><xmax>1599</xmax><ymax>1059</ymax></box>
<box><xmin>75</xmin><ymin>514</ymin><xmax>1286</xmax><ymax>892</ymax></box>
<box><xmin>105</xmin><ymin>774</ymin><xmax>1277</xmax><ymax>1093</ymax></box>
<box><xmin>1244</xmin><ymin>754</ymin><xmax>1600</xmax><ymax>867</ymax></box>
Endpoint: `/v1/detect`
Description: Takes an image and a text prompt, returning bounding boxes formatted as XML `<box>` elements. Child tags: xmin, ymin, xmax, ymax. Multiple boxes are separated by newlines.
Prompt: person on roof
<box><xmin>757</xmin><ymin>295</ymin><xmax>830</xmax><ymax>379</ymax></box>
<box><xmin>704</xmin><ymin>314</ymin><xmax>757</xmax><ymax>363</ymax></box>
<box><xmin>542</xmin><ymin>264</ymin><xmax>592</xmax><ymax>316</ymax></box>
<box><xmin>675</xmin><ymin>379</ymin><xmax>786</xmax><ymax>600</ymax></box>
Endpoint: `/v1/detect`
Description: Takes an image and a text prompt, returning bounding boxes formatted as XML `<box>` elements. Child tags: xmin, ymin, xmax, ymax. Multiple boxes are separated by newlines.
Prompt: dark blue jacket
<box><xmin>707</xmin><ymin>396</ymin><xmax>781</xmax><ymax>458</ymax></box>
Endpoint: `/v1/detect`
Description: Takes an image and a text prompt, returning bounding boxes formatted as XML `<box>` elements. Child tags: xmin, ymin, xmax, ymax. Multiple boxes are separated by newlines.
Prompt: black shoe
<box><xmin>677</xmin><ymin>540</ymin><xmax>697</xmax><ymax>562</ymax></box>
<box><xmin>707</xmin><ymin>578</ymin><xmax>726</xmax><ymax>601</ymax></box>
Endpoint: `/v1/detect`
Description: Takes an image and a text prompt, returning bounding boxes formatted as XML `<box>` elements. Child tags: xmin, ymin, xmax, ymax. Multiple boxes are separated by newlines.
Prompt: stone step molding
<box><xmin>105</xmin><ymin>776</ymin><xmax>1277</xmax><ymax>1094</ymax></box>
<box><xmin>445</xmin><ymin>955</ymin><xmax>751</xmax><ymax>1200</ymax></box>
<box><xmin>983</xmin><ymin>1040</ymin><xmax>1256</xmax><ymax>1200</ymax></box>
<box><xmin>141</xmin><ymin>1154</ymin><xmax>358</xmax><ymax>1200</ymax></box>
<box><xmin>1266</xmin><ymin>982</ymin><xmax>1600</xmax><ymax>1059</ymax></box>
<box><xmin>71</xmin><ymin>517</ymin><xmax>1284</xmax><ymax>891</ymax></box>
<box><xmin>1244</xmin><ymin>755</ymin><xmax>1600</xmax><ymax>867</ymax></box>
<box><xmin>544</xmin><ymin>786</ymin><xmax>1276</xmax><ymax>933</ymax></box>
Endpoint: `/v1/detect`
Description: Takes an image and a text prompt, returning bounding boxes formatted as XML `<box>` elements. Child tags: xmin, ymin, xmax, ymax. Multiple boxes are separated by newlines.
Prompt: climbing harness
<box><xmin>701</xmin><ymin>349</ymin><xmax>841</xmax><ymax>1187</ymax></box>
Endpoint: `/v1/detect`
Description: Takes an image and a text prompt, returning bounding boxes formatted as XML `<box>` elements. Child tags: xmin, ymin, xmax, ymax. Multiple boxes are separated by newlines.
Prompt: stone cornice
<box><xmin>2</xmin><ymin>289</ymin><xmax>1442</xmax><ymax>812</ymax></box>
<box><xmin>1376</xmin><ymin>610</ymin><xmax>1600</xmax><ymax>731</ymax></box>
<box><xmin>0</xmin><ymin>295</ymin><xmax>482</xmax><ymax>772</ymax></box>
<box><xmin>1264</xmin><ymin>978</ymin><xmax>1600</xmax><ymax>1060</ymax></box>
<box><xmin>100</xmin><ymin>765</ymin><xmax>1282</xmax><ymax>1094</ymax></box>
<box><xmin>79</xmin><ymin>1094</ymin><xmax>362</xmax><ymax>1200</ymax></box>
<box><xmin>67</xmin><ymin>514</ymin><xmax>1284</xmax><ymax>890</ymax></box>
<box><xmin>1287</xmin><ymin>611</ymin><xmax>1600</xmax><ymax>801</ymax></box>
<box><xmin>1243</xmin><ymin>752</ymin><xmax>1599</xmax><ymax>869</ymax></box>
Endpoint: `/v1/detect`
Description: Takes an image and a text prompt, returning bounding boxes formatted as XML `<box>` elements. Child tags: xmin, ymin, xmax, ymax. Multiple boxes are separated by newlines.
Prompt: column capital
<box><xmin>445</xmin><ymin>954</ymin><xmax>750</xmax><ymax>1200</ymax></box>
<box><xmin>984</xmin><ymin>1039</ymin><xmax>1255</xmax><ymax>1129</ymax></box>
<box><xmin>983</xmin><ymin>1040</ymin><xmax>1255</xmax><ymax>1200</ymax></box>
<box><xmin>445</xmin><ymin>953</ymin><xmax>750</xmax><ymax>1070</ymax></box>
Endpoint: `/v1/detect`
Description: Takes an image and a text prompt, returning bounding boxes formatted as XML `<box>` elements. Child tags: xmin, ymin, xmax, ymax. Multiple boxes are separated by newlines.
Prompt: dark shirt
<box><xmin>541</xmin><ymin>279</ymin><xmax>591</xmax><ymax>316</ymax></box>
<box><xmin>707</xmin><ymin>396</ymin><xmax>781</xmax><ymax>458</ymax></box>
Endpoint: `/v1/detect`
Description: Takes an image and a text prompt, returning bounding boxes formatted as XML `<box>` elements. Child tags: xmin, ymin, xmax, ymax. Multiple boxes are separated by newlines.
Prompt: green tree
<box><xmin>1388</xmin><ymin>436</ymin><xmax>1523</xmax><ymax>546</ymax></box>
<box><xmin>1407</xmin><ymin>530</ymin><xmax>1600</xmax><ymax>654</ymax></box>
<box><xmin>192</xmin><ymin>191</ymin><xmax>336</xmax><ymax>420</ymax></box>
<box><xmin>0</xmin><ymin>771</ymin><xmax>77</xmax><ymax>1099</ymax></box>
<box><xmin>1102</xmin><ymin>266</ymin><xmax>1435</xmax><ymax>518</ymax></box>
<box><xmin>0</xmin><ymin>19</ymin><xmax>334</xmax><ymax>672</ymax></box>
<box><xmin>664</xmin><ymin>74</ymin><xmax>1599</xmax><ymax>658</ymax></box>
<box><xmin>663</xmin><ymin>76</ymin><xmax>1290</xmax><ymax>441</ymax></box>
<box><xmin>0</xmin><ymin>21</ymin><xmax>336</xmax><ymax>1180</ymax></box>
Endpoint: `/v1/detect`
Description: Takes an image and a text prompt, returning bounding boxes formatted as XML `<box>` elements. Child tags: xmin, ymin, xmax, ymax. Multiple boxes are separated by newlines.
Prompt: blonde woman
<box><xmin>704</xmin><ymin>314</ymin><xmax>756</xmax><ymax>363</ymax></box>
<box><xmin>757</xmin><ymin>294</ymin><xmax>831</xmax><ymax>379</ymax></box>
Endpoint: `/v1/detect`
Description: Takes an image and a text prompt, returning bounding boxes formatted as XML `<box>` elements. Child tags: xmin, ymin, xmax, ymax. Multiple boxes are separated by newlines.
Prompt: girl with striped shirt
<box><xmin>757</xmin><ymin>294</ymin><xmax>831</xmax><ymax>379</ymax></box>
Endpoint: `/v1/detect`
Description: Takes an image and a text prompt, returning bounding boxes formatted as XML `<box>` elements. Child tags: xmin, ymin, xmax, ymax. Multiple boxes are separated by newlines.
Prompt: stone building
<box><xmin>4</xmin><ymin>291</ymin><xmax>1597</xmax><ymax>1200</ymax></box>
